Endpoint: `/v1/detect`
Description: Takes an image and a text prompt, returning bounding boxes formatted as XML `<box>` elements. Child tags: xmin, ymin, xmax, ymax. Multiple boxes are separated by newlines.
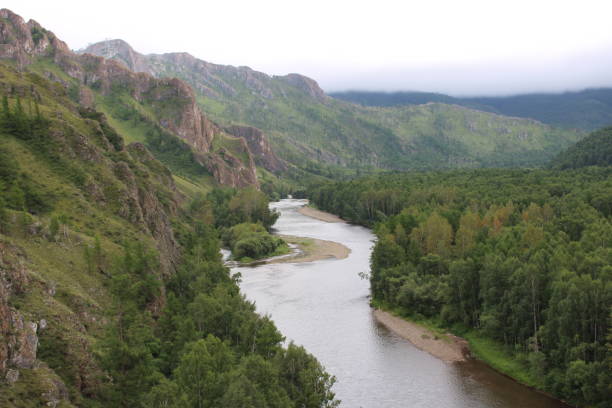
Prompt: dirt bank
<box><xmin>373</xmin><ymin>309</ymin><xmax>470</xmax><ymax>363</ymax></box>
<box><xmin>298</xmin><ymin>206</ymin><xmax>345</xmax><ymax>223</ymax></box>
<box><xmin>266</xmin><ymin>235</ymin><xmax>350</xmax><ymax>264</ymax></box>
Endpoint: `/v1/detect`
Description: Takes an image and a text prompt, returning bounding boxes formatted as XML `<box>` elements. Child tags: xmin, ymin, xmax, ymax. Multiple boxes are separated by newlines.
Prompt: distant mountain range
<box><xmin>330</xmin><ymin>89</ymin><xmax>612</xmax><ymax>131</ymax></box>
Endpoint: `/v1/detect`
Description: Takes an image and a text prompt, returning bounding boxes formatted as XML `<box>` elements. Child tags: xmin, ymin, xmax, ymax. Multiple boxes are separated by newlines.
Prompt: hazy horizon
<box><xmin>5</xmin><ymin>0</ymin><xmax>612</xmax><ymax>96</ymax></box>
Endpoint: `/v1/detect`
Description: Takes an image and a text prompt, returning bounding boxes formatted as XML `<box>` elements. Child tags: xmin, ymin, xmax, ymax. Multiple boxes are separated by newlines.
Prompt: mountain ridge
<box><xmin>82</xmin><ymin>39</ymin><xmax>584</xmax><ymax>173</ymax></box>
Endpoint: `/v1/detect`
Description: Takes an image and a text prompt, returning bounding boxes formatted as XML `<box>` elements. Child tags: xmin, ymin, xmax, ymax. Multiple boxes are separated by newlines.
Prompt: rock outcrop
<box><xmin>224</xmin><ymin>125</ymin><xmax>288</xmax><ymax>173</ymax></box>
<box><xmin>0</xmin><ymin>242</ymin><xmax>38</xmax><ymax>376</ymax></box>
<box><xmin>276</xmin><ymin>73</ymin><xmax>327</xmax><ymax>102</ymax></box>
<box><xmin>0</xmin><ymin>9</ymin><xmax>70</xmax><ymax>67</ymax></box>
<box><xmin>80</xmin><ymin>39</ymin><xmax>149</xmax><ymax>73</ymax></box>
<box><xmin>82</xmin><ymin>41</ymin><xmax>275</xmax><ymax>100</ymax></box>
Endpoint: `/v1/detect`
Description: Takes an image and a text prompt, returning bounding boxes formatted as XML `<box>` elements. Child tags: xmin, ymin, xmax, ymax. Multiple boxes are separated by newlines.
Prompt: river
<box><xmin>232</xmin><ymin>199</ymin><xmax>570</xmax><ymax>408</ymax></box>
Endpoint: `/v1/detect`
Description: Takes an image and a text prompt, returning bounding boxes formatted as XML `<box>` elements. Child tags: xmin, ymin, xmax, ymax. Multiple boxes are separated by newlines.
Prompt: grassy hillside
<box><xmin>0</xmin><ymin>62</ymin><xmax>180</xmax><ymax>406</ymax></box>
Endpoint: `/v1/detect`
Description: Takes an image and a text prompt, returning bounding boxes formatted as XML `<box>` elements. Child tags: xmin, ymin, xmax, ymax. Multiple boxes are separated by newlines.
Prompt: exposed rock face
<box><xmin>5</xmin><ymin>368</ymin><xmax>19</xmax><ymax>384</ymax></box>
<box><xmin>82</xmin><ymin>41</ymin><xmax>275</xmax><ymax>100</ymax></box>
<box><xmin>9</xmin><ymin>316</ymin><xmax>38</xmax><ymax>369</ymax></box>
<box><xmin>114</xmin><ymin>146</ymin><xmax>182</xmax><ymax>274</ymax></box>
<box><xmin>82</xmin><ymin>39</ymin><xmax>333</xmax><ymax>105</ymax></box>
<box><xmin>0</xmin><ymin>9</ymin><xmax>70</xmax><ymax>67</ymax></box>
<box><xmin>145</xmin><ymin>77</ymin><xmax>218</xmax><ymax>153</ymax></box>
<box><xmin>80</xmin><ymin>39</ymin><xmax>149</xmax><ymax>73</ymax></box>
<box><xmin>199</xmin><ymin>136</ymin><xmax>259</xmax><ymax>188</ymax></box>
<box><xmin>277</xmin><ymin>73</ymin><xmax>327</xmax><ymax>102</ymax></box>
<box><xmin>0</xmin><ymin>243</ymin><xmax>83</xmax><ymax>405</ymax></box>
<box><xmin>224</xmin><ymin>125</ymin><xmax>288</xmax><ymax>173</ymax></box>
<box><xmin>0</xmin><ymin>242</ymin><xmax>37</xmax><ymax>376</ymax></box>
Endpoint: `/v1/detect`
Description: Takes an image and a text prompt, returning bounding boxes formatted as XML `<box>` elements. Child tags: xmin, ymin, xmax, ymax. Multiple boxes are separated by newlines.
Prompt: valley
<box><xmin>0</xmin><ymin>6</ymin><xmax>609</xmax><ymax>408</ymax></box>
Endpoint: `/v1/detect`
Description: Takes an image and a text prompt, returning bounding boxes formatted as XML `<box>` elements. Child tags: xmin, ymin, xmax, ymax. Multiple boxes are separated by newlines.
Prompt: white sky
<box><xmin>5</xmin><ymin>0</ymin><xmax>612</xmax><ymax>95</ymax></box>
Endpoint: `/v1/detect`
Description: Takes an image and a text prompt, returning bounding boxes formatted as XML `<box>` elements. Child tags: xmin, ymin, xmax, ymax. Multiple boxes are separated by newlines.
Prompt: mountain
<box><xmin>331</xmin><ymin>89</ymin><xmax>612</xmax><ymax>131</ymax></box>
<box><xmin>550</xmin><ymin>126</ymin><xmax>612</xmax><ymax>169</ymax></box>
<box><xmin>83</xmin><ymin>40</ymin><xmax>583</xmax><ymax>172</ymax></box>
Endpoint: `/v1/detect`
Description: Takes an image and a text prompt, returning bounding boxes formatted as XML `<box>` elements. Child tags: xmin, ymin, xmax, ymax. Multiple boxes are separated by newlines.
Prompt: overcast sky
<box><xmin>5</xmin><ymin>0</ymin><xmax>612</xmax><ymax>96</ymax></box>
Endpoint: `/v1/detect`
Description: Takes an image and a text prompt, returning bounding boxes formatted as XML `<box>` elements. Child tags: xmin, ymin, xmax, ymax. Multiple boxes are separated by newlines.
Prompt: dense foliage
<box><xmin>222</xmin><ymin>223</ymin><xmax>288</xmax><ymax>262</ymax></box>
<box><xmin>206</xmin><ymin>187</ymin><xmax>280</xmax><ymax>230</ymax></box>
<box><xmin>204</xmin><ymin>187</ymin><xmax>287</xmax><ymax>261</ymax></box>
<box><xmin>0</xmin><ymin>95</ymin><xmax>53</xmax><ymax>215</ymax></box>
<box><xmin>309</xmin><ymin>168</ymin><xmax>612</xmax><ymax>407</ymax></box>
<box><xmin>100</xmin><ymin>219</ymin><xmax>337</xmax><ymax>408</ymax></box>
<box><xmin>550</xmin><ymin>127</ymin><xmax>612</xmax><ymax>169</ymax></box>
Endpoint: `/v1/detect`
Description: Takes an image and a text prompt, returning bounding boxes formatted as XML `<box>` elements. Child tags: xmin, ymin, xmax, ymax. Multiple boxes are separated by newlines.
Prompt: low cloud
<box><xmin>316</xmin><ymin>48</ymin><xmax>612</xmax><ymax>96</ymax></box>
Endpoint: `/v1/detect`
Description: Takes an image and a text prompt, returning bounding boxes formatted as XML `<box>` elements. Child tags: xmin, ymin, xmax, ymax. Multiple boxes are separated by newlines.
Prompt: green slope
<box><xmin>550</xmin><ymin>126</ymin><xmax>612</xmax><ymax>169</ymax></box>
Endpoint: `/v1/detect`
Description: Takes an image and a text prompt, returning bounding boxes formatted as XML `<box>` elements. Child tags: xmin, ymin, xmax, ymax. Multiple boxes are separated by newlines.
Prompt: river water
<box><xmin>233</xmin><ymin>199</ymin><xmax>570</xmax><ymax>408</ymax></box>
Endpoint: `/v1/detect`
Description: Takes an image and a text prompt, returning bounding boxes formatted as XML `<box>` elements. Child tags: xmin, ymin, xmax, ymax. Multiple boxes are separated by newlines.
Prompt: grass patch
<box><xmin>463</xmin><ymin>331</ymin><xmax>538</xmax><ymax>387</ymax></box>
<box><xmin>173</xmin><ymin>174</ymin><xmax>215</xmax><ymax>199</ymax></box>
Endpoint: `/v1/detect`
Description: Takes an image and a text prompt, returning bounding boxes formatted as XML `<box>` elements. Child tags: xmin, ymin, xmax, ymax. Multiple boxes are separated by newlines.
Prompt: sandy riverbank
<box><xmin>373</xmin><ymin>309</ymin><xmax>470</xmax><ymax>363</ymax></box>
<box><xmin>298</xmin><ymin>206</ymin><xmax>345</xmax><ymax>223</ymax></box>
<box><xmin>266</xmin><ymin>235</ymin><xmax>351</xmax><ymax>264</ymax></box>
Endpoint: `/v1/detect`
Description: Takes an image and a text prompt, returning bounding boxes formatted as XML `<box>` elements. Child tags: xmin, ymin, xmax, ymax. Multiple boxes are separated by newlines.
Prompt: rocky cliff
<box><xmin>0</xmin><ymin>9</ymin><xmax>260</xmax><ymax>188</ymax></box>
<box><xmin>224</xmin><ymin>125</ymin><xmax>288</xmax><ymax>173</ymax></box>
<box><xmin>0</xmin><ymin>10</ymin><xmax>70</xmax><ymax>67</ymax></box>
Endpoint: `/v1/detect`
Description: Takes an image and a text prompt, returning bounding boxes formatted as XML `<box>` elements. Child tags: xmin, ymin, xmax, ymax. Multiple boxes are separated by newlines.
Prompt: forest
<box><xmin>308</xmin><ymin>162</ymin><xmax>611</xmax><ymax>407</ymax></box>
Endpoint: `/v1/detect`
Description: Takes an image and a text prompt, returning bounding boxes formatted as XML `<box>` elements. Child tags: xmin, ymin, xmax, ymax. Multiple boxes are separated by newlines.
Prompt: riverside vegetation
<box><xmin>308</xmin><ymin>128</ymin><xmax>612</xmax><ymax>408</ymax></box>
